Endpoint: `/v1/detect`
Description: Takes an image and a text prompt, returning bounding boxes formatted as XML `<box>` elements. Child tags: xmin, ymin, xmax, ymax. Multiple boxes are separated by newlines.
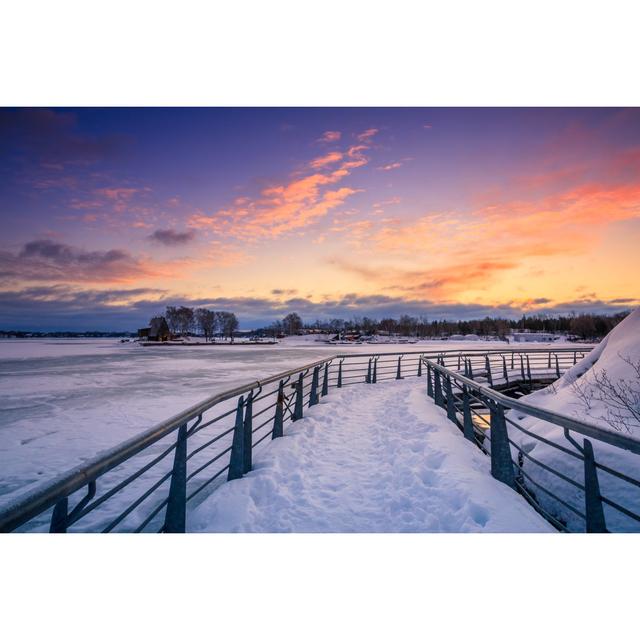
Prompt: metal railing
<box><xmin>0</xmin><ymin>345</ymin><xmax>598</xmax><ymax>533</ymax></box>
<box><xmin>422</xmin><ymin>353</ymin><xmax>640</xmax><ymax>532</ymax></box>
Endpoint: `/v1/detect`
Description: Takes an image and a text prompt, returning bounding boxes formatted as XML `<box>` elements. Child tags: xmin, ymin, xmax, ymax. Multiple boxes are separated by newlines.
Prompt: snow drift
<box><xmin>510</xmin><ymin>307</ymin><xmax>640</xmax><ymax>531</ymax></box>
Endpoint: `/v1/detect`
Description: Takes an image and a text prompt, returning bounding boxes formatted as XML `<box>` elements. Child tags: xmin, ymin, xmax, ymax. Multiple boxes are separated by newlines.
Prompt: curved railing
<box><xmin>0</xmin><ymin>346</ymin><xmax>593</xmax><ymax>533</ymax></box>
<box><xmin>422</xmin><ymin>353</ymin><xmax>640</xmax><ymax>532</ymax></box>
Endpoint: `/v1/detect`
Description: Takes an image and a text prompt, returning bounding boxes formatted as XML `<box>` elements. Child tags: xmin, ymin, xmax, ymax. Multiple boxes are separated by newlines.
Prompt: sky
<box><xmin>1</xmin><ymin>107</ymin><xmax>639</xmax><ymax>330</ymax></box>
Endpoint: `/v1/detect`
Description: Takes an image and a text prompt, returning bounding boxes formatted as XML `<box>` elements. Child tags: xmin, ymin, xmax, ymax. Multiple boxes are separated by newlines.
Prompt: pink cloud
<box><xmin>189</xmin><ymin>136</ymin><xmax>373</xmax><ymax>240</ymax></box>
<box><xmin>357</xmin><ymin>128</ymin><xmax>379</xmax><ymax>142</ymax></box>
<box><xmin>378</xmin><ymin>161</ymin><xmax>403</xmax><ymax>171</ymax></box>
<box><xmin>318</xmin><ymin>131</ymin><xmax>341</xmax><ymax>143</ymax></box>
<box><xmin>309</xmin><ymin>151</ymin><xmax>343</xmax><ymax>169</ymax></box>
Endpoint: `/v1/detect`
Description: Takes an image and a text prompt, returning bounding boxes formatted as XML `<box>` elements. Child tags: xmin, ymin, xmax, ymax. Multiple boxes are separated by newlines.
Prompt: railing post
<box><xmin>468</xmin><ymin>359</ymin><xmax>474</xmax><ymax>380</ymax></box>
<box><xmin>445</xmin><ymin>375</ymin><xmax>457</xmax><ymax>424</ymax></box>
<box><xmin>502</xmin><ymin>355</ymin><xmax>508</xmax><ymax>383</ymax></box>
<box><xmin>526</xmin><ymin>355</ymin><xmax>532</xmax><ymax>385</ymax></box>
<box><xmin>417</xmin><ymin>356</ymin><xmax>422</xmax><ymax>377</ymax></box>
<box><xmin>49</xmin><ymin>497</ymin><xmax>69</xmax><ymax>533</ymax></box>
<box><xmin>396</xmin><ymin>355</ymin><xmax>403</xmax><ymax>380</ymax></box>
<box><xmin>555</xmin><ymin>354</ymin><xmax>561</xmax><ymax>379</ymax></box>
<box><xmin>434</xmin><ymin>369</ymin><xmax>443</xmax><ymax>408</ymax></box>
<box><xmin>485</xmin><ymin>355</ymin><xmax>493</xmax><ymax>387</ymax></box>
<box><xmin>427</xmin><ymin>363</ymin><xmax>433</xmax><ymax>398</ymax></box>
<box><xmin>457</xmin><ymin>353</ymin><xmax>461</xmax><ymax>370</ymax></box>
<box><xmin>520</xmin><ymin>354</ymin><xmax>525</xmax><ymax>381</ymax></box>
<box><xmin>583</xmin><ymin>438</ymin><xmax>607</xmax><ymax>533</ymax></box>
<box><xmin>309</xmin><ymin>366</ymin><xmax>319</xmax><ymax>407</ymax></box>
<box><xmin>547</xmin><ymin>352</ymin><xmax>552</xmax><ymax>369</ymax></box>
<box><xmin>366</xmin><ymin>358</ymin><xmax>372</xmax><ymax>384</ymax></box>
<box><xmin>489</xmin><ymin>401</ymin><xmax>515</xmax><ymax>488</ymax></box>
<box><xmin>573</xmin><ymin>351</ymin><xmax>577</xmax><ymax>365</ymax></box>
<box><xmin>462</xmin><ymin>386</ymin><xmax>474</xmax><ymax>442</ymax></box>
<box><xmin>293</xmin><ymin>373</ymin><xmax>304</xmax><ymax>420</ymax></box>
<box><xmin>243</xmin><ymin>390</ymin><xmax>253</xmax><ymax>473</ymax></box>
<box><xmin>227</xmin><ymin>397</ymin><xmax>245</xmax><ymax>481</ymax></box>
<box><xmin>272</xmin><ymin>380</ymin><xmax>284</xmax><ymax>439</ymax></box>
<box><xmin>372</xmin><ymin>357</ymin><xmax>378</xmax><ymax>383</ymax></box>
<box><xmin>321</xmin><ymin>362</ymin><xmax>329</xmax><ymax>396</ymax></box>
<box><xmin>337</xmin><ymin>359</ymin><xmax>343</xmax><ymax>388</ymax></box>
<box><xmin>164</xmin><ymin>423</ymin><xmax>188</xmax><ymax>532</ymax></box>
<box><xmin>511</xmin><ymin>352</ymin><xmax>514</xmax><ymax>370</ymax></box>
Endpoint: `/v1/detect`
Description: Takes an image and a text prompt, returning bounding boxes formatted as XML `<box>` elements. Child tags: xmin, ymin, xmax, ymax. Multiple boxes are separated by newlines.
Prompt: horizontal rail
<box><xmin>423</xmin><ymin>357</ymin><xmax>640</xmax><ymax>454</ymax></box>
<box><xmin>421</xmin><ymin>352</ymin><xmax>640</xmax><ymax>532</ymax></box>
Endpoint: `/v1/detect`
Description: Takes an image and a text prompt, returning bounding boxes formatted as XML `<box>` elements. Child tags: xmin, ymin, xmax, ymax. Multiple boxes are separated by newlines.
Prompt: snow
<box><xmin>0</xmin><ymin>335</ymin><xmax>565</xmax><ymax>508</ymax></box>
<box><xmin>509</xmin><ymin>308</ymin><xmax>640</xmax><ymax>531</ymax></box>
<box><xmin>0</xmin><ymin>333</ymin><xmax>591</xmax><ymax>532</ymax></box>
<box><xmin>189</xmin><ymin>379</ymin><xmax>553</xmax><ymax>532</ymax></box>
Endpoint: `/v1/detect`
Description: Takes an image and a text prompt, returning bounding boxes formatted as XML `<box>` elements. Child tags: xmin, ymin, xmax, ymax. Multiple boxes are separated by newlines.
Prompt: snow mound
<box><xmin>522</xmin><ymin>307</ymin><xmax>640</xmax><ymax>433</ymax></box>
<box><xmin>510</xmin><ymin>307</ymin><xmax>640</xmax><ymax>531</ymax></box>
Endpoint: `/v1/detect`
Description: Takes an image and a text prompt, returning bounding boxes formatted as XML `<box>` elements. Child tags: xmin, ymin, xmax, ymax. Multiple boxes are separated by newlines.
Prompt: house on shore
<box><xmin>138</xmin><ymin>317</ymin><xmax>171</xmax><ymax>342</ymax></box>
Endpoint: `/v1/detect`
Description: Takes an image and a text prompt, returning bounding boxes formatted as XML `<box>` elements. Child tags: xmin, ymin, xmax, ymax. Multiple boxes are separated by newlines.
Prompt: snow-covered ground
<box><xmin>510</xmin><ymin>308</ymin><xmax>640</xmax><ymax>531</ymax></box>
<box><xmin>189</xmin><ymin>379</ymin><xmax>553</xmax><ymax>532</ymax></box>
<box><xmin>0</xmin><ymin>335</ymin><xmax>572</xmax><ymax>510</ymax></box>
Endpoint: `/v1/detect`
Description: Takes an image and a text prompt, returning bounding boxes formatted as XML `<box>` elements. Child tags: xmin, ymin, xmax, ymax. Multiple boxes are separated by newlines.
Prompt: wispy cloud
<box><xmin>309</xmin><ymin>151</ymin><xmax>343</xmax><ymax>169</ymax></box>
<box><xmin>317</xmin><ymin>130</ymin><xmax>341</xmax><ymax>143</ymax></box>
<box><xmin>378</xmin><ymin>161</ymin><xmax>403</xmax><ymax>171</ymax></box>
<box><xmin>189</xmin><ymin>130</ymin><xmax>378</xmax><ymax>240</ymax></box>
<box><xmin>357</xmin><ymin>128</ymin><xmax>379</xmax><ymax>142</ymax></box>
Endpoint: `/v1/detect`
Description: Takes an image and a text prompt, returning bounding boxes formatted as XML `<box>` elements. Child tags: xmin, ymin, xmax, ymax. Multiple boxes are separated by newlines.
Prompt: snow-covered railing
<box><xmin>423</xmin><ymin>355</ymin><xmax>640</xmax><ymax>532</ymax></box>
<box><xmin>0</xmin><ymin>346</ymin><xmax>591</xmax><ymax>533</ymax></box>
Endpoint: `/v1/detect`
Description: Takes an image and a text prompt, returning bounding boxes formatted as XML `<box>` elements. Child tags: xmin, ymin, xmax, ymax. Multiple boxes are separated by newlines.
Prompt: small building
<box><xmin>138</xmin><ymin>317</ymin><xmax>171</xmax><ymax>342</ymax></box>
<box><xmin>511</xmin><ymin>332</ymin><xmax>558</xmax><ymax>343</ymax></box>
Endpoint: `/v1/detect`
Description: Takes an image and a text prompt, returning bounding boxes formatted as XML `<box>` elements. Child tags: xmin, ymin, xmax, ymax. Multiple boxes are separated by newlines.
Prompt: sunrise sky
<box><xmin>1</xmin><ymin>107</ymin><xmax>639</xmax><ymax>330</ymax></box>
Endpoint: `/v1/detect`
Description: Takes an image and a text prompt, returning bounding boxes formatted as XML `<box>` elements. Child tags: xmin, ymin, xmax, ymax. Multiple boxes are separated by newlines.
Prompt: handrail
<box><xmin>423</xmin><ymin>357</ymin><xmax>640</xmax><ymax>455</ymax></box>
<box><xmin>421</xmin><ymin>352</ymin><xmax>640</xmax><ymax>532</ymax></box>
<box><xmin>0</xmin><ymin>345</ymin><xmax>594</xmax><ymax>533</ymax></box>
<box><xmin>0</xmin><ymin>354</ymin><xmax>332</xmax><ymax>532</ymax></box>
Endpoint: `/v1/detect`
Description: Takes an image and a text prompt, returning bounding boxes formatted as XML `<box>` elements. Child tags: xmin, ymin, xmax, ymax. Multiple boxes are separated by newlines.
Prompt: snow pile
<box><xmin>189</xmin><ymin>380</ymin><xmax>552</xmax><ymax>533</ymax></box>
<box><xmin>510</xmin><ymin>308</ymin><xmax>640</xmax><ymax>531</ymax></box>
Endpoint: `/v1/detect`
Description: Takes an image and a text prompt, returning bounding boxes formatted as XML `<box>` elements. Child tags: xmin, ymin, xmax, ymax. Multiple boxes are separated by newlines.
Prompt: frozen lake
<box><xmin>0</xmin><ymin>336</ymin><xmax>562</xmax><ymax>507</ymax></box>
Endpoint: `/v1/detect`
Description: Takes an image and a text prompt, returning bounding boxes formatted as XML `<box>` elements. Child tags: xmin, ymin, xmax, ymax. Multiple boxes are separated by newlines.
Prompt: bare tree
<box><xmin>379</xmin><ymin>318</ymin><xmax>397</xmax><ymax>335</ymax></box>
<box><xmin>283</xmin><ymin>312</ymin><xmax>303</xmax><ymax>335</ymax></box>
<box><xmin>572</xmin><ymin>353</ymin><xmax>640</xmax><ymax>433</ymax></box>
<box><xmin>175</xmin><ymin>306</ymin><xmax>195</xmax><ymax>336</ymax></box>
<box><xmin>217</xmin><ymin>311</ymin><xmax>239</xmax><ymax>342</ymax></box>
<box><xmin>164</xmin><ymin>306</ymin><xmax>180</xmax><ymax>335</ymax></box>
<box><xmin>195</xmin><ymin>308</ymin><xmax>216</xmax><ymax>342</ymax></box>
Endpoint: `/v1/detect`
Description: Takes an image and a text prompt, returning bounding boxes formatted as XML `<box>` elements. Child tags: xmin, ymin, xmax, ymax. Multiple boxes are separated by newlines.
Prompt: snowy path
<box><xmin>189</xmin><ymin>379</ymin><xmax>553</xmax><ymax>532</ymax></box>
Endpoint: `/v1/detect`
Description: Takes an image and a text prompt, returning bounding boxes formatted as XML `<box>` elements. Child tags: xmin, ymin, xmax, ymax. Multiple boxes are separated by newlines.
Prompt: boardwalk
<box><xmin>189</xmin><ymin>379</ymin><xmax>553</xmax><ymax>532</ymax></box>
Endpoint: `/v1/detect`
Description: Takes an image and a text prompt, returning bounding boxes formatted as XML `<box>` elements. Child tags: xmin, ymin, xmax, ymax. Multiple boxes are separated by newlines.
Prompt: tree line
<box><xmin>263</xmin><ymin>311</ymin><xmax>630</xmax><ymax>339</ymax></box>
<box><xmin>162</xmin><ymin>306</ymin><xmax>239</xmax><ymax>341</ymax></box>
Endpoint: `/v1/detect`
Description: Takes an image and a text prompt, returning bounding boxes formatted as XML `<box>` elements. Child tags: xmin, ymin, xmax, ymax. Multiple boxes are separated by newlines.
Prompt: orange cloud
<box><xmin>309</xmin><ymin>151</ymin><xmax>343</xmax><ymax>169</ymax></box>
<box><xmin>375</xmin><ymin>182</ymin><xmax>640</xmax><ymax>257</ymax></box>
<box><xmin>357</xmin><ymin>128</ymin><xmax>379</xmax><ymax>142</ymax></box>
<box><xmin>332</xmin><ymin>177</ymin><xmax>640</xmax><ymax>300</ymax></box>
<box><xmin>189</xmin><ymin>132</ymin><xmax>377</xmax><ymax>241</ymax></box>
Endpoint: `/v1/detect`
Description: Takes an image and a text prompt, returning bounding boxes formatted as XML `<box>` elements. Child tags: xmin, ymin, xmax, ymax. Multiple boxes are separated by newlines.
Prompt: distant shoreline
<box><xmin>140</xmin><ymin>341</ymin><xmax>278</xmax><ymax>347</ymax></box>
